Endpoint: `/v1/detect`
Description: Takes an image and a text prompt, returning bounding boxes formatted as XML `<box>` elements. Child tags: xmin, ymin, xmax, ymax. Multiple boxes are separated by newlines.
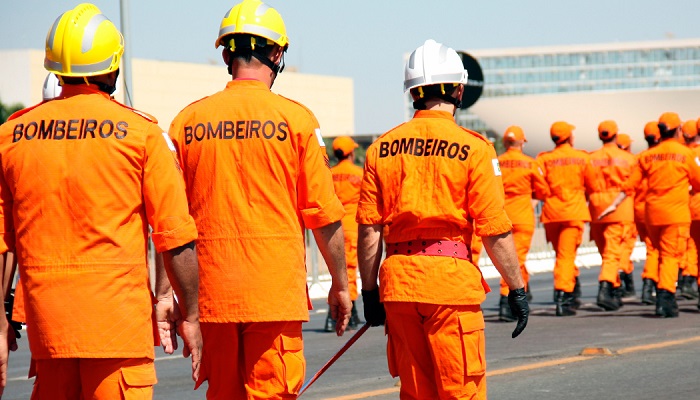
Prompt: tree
<box><xmin>0</xmin><ymin>98</ymin><xmax>24</xmax><ymax>124</ymax></box>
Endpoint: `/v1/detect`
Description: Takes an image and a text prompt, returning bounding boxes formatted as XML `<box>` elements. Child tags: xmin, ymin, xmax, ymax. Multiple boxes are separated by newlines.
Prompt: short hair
<box><xmin>658</xmin><ymin>123</ymin><xmax>677</xmax><ymax>139</ymax></box>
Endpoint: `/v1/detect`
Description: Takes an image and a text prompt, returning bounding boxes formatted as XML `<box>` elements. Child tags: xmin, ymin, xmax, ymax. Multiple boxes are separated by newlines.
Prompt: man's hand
<box><xmin>507</xmin><ymin>288</ymin><xmax>529</xmax><ymax>338</ymax></box>
<box><xmin>177</xmin><ymin>319</ymin><xmax>202</xmax><ymax>382</ymax></box>
<box><xmin>598</xmin><ymin>205</ymin><xmax>616</xmax><ymax>220</ymax></box>
<box><xmin>361</xmin><ymin>289</ymin><xmax>386</xmax><ymax>327</ymax></box>
<box><xmin>155</xmin><ymin>294</ymin><xmax>180</xmax><ymax>354</ymax></box>
<box><xmin>329</xmin><ymin>285</ymin><xmax>352</xmax><ymax>336</ymax></box>
<box><xmin>0</xmin><ymin>317</ymin><xmax>17</xmax><ymax>398</ymax></box>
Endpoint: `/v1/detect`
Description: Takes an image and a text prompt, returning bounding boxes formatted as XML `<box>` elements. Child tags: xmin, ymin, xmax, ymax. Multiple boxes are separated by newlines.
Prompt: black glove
<box><xmin>361</xmin><ymin>288</ymin><xmax>386</xmax><ymax>326</ymax></box>
<box><xmin>4</xmin><ymin>289</ymin><xmax>21</xmax><ymax>339</ymax></box>
<box><xmin>507</xmin><ymin>288</ymin><xmax>529</xmax><ymax>338</ymax></box>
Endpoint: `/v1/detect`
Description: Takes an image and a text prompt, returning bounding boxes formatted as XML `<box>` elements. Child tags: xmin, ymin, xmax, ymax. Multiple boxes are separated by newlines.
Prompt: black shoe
<box><xmin>641</xmin><ymin>278</ymin><xmax>657</xmax><ymax>305</ymax></box>
<box><xmin>596</xmin><ymin>281</ymin><xmax>620</xmax><ymax>311</ymax></box>
<box><xmin>499</xmin><ymin>295</ymin><xmax>516</xmax><ymax>322</ymax></box>
<box><xmin>555</xmin><ymin>290</ymin><xmax>577</xmax><ymax>316</ymax></box>
<box><xmin>656</xmin><ymin>289</ymin><xmax>679</xmax><ymax>318</ymax></box>
<box><xmin>349</xmin><ymin>301</ymin><xmax>363</xmax><ymax>329</ymax></box>
<box><xmin>323</xmin><ymin>310</ymin><xmax>336</xmax><ymax>332</ymax></box>
<box><xmin>679</xmin><ymin>276</ymin><xmax>698</xmax><ymax>300</ymax></box>
<box><xmin>571</xmin><ymin>277</ymin><xmax>582</xmax><ymax>309</ymax></box>
<box><xmin>525</xmin><ymin>285</ymin><xmax>533</xmax><ymax>302</ymax></box>
<box><xmin>619</xmin><ymin>271</ymin><xmax>636</xmax><ymax>298</ymax></box>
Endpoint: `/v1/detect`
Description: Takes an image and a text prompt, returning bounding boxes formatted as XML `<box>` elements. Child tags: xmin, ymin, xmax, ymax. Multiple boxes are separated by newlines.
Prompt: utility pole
<box><xmin>119</xmin><ymin>0</ymin><xmax>134</xmax><ymax>107</ymax></box>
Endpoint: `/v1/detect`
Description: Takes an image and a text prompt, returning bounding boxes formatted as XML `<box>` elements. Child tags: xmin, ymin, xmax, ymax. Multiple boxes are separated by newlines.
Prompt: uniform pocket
<box><xmin>280</xmin><ymin>332</ymin><xmax>305</xmax><ymax>394</ymax></box>
<box><xmin>458</xmin><ymin>312</ymin><xmax>486</xmax><ymax>377</ymax></box>
<box><xmin>385</xmin><ymin>322</ymin><xmax>399</xmax><ymax>378</ymax></box>
<box><xmin>119</xmin><ymin>361</ymin><xmax>157</xmax><ymax>399</ymax></box>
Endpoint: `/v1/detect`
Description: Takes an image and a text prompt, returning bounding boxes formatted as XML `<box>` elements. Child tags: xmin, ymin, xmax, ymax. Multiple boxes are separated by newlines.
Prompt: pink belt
<box><xmin>386</xmin><ymin>240</ymin><xmax>471</xmax><ymax>260</ymax></box>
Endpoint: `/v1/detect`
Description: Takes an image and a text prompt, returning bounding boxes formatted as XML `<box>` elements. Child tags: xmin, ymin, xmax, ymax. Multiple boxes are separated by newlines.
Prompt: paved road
<box><xmin>4</xmin><ymin>262</ymin><xmax>700</xmax><ymax>399</ymax></box>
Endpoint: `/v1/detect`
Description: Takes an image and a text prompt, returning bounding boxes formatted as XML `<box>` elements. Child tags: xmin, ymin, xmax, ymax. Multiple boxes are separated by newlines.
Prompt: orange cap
<box><xmin>598</xmin><ymin>120</ymin><xmax>618</xmax><ymax>140</ymax></box>
<box><xmin>332</xmin><ymin>136</ymin><xmax>359</xmax><ymax>156</ymax></box>
<box><xmin>682</xmin><ymin>119</ymin><xmax>699</xmax><ymax>139</ymax></box>
<box><xmin>503</xmin><ymin>125</ymin><xmax>526</xmax><ymax>143</ymax></box>
<box><xmin>644</xmin><ymin>121</ymin><xmax>660</xmax><ymax>141</ymax></box>
<box><xmin>658</xmin><ymin>112</ymin><xmax>681</xmax><ymax>131</ymax></box>
<box><xmin>550</xmin><ymin>121</ymin><xmax>575</xmax><ymax>144</ymax></box>
<box><xmin>616</xmin><ymin>133</ymin><xmax>632</xmax><ymax>149</ymax></box>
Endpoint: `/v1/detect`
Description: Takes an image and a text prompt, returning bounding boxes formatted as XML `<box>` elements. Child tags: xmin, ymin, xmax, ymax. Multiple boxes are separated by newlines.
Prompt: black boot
<box><xmin>596</xmin><ymin>281</ymin><xmax>620</xmax><ymax>311</ymax></box>
<box><xmin>656</xmin><ymin>289</ymin><xmax>679</xmax><ymax>318</ymax></box>
<box><xmin>499</xmin><ymin>295</ymin><xmax>516</xmax><ymax>322</ymax></box>
<box><xmin>613</xmin><ymin>286</ymin><xmax>624</xmax><ymax>309</ymax></box>
<box><xmin>323</xmin><ymin>309</ymin><xmax>336</xmax><ymax>332</ymax></box>
<box><xmin>571</xmin><ymin>277</ymin><xmax>582</xmax><ymax>309</ymax></box>
<box><xmin>525</xmin><ymin>285</ymin><xmax>533</xmax><ymax>302</ymax></box>
<box><xmin>679</xmin><ymin>276</ymin><xmax>698</xmax><ymax>300</ymax></box>
<box><xmin>349</xmin><ymin>301</ymin><xmax>362</xmax><ymax>329</ymax></box>
<box><xmin>619</xmin><ymin>271</ymin><xmax>636</xmax><ymax>298</ymax></box>
<box><xmin>641</xmin><ymin>278</ymin><xmax>657</xmax><ymax>305</ymax></box>
<box><xmin>555</xmin><ymin>290</ymin><xmax>577</xmax><ymax>316</ymax></box>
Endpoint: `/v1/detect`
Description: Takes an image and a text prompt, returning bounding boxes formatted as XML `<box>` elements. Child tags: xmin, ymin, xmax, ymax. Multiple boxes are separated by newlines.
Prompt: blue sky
<box><xmin>1</xmin><ymin>0</ymin><xmax>698</xmax><ymax>134</ymax></box>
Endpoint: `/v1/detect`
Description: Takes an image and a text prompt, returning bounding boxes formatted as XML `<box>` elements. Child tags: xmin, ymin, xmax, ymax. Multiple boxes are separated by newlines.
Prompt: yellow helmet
<box><xmin>215</xmin><ymin>0</ymin><xmax>289</xmax><ymax>49</ymax></box>
<box><xmin>44</xmin><ymin>3</ymin><xmax>124</xmax><ymax>77</ymax></box>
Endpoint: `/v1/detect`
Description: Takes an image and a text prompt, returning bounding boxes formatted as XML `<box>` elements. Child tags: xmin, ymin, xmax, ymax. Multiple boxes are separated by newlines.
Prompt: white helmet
<box><xmin>404</xmin><ymin>39</ymin><xmax>468</xmax><ymax>93</ymax></box>
<box><xmin>42</xmin><ymin>73</ymin><xmax>62</xmax><ymax>101</ymax></box>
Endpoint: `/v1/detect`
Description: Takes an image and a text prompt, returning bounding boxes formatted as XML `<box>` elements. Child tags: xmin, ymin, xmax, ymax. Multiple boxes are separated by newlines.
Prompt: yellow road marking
<box><xmin>325</xmin><ymin>335</ymin><xmax>700</xmax><ymax>399</ymax></box>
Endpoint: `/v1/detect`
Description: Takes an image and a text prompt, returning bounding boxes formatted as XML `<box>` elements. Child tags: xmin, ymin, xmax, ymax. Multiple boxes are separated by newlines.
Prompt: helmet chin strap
<box><xmin>413</xmin><ymin>93</ymin><xmax>461</xmax><ymax>110</ymax></box>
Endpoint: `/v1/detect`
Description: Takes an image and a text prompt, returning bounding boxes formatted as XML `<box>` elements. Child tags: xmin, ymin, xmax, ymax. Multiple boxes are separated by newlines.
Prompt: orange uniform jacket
<box><xmin>0</xmin><ymin>85</ymin><xmax>197</xmax><ymax>359</ymax></box>
<box><xmin>170</xmin><ymin>79</ymin><xmax>345</xmax><ymax>323</ymax></box>
<box><xmin>633</xmin><ymin>153</ymin><xmax>649</xmax><ymax>224</ymax></box>
<box><xmin>498</xmin><ymin>148</ymin><xmax>549</xmax><ymax>225</ymax></box>
<box><xmin>689</xmin><ymin>144</ymin><xmax>700</xmax><ymax>220</ymax></box>
<box><xmin>331</xmin><ymin>158</ymin><xmax>363</xmax><ymax>257</ymax></box>
<box><xmin>624</xmin><ymin>139</ymin><xmax>700</xmax><ymax>225</ymax></box>
<box><xmin>357</xmin><ymin>110</ymin><xmax>512</xmax><ymax>305</ymax></box>
<box><xmin>587</xmin><ymin>143</ymin><xmax>635</xmax><ymax>222</ymax></box>
<box><xmin>536</xmin><ymin>143</ymin><xmax>595</xmax><ymax>223</ymax></box>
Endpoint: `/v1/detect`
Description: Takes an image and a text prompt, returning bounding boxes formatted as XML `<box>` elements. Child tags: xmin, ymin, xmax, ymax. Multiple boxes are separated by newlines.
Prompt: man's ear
<box><xmin>222</xmin><ymin>48</ymin><xmax>230</xmax><ymax>65</ymax></box>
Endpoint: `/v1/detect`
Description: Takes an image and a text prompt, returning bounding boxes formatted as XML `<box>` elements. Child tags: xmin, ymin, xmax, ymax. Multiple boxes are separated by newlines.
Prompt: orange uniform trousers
<box><xmin>545</xmin><ymin>221</ymin><xmax>584</xmax><ymax>293</ymax></box>
<box><xmin>30</xmin><ymin>358</ymin><xmax>155</xmax><ymax>400</ymax></box>
<box><xmin>618</xmin><ymin>223</ymin><xmax>637</xmax><ymax>275</ymax></box>
<box><xmin>12</xmin><ymin>278</ymin><xmax>26</xmax><ymax>323</ymax></box>
<box><xmin>384</xmin><ymin>302</ymin><xmax>486</xmax><ymax>400</ymax></box>
<box><xmin>344</xmin><ymin>227</ymin><xmax>359</xmax><ymax>301</ymax></box>
<box><xmin>637</xmin><ymin>222</ymin><xmax>660</xmax><ymax>283</ymax></box>
<box><xmin>589</xmin><ymin>222</ymin><xmax>634</xmax><ymax>287</ymax></box>
<box><xmin>647</xmin><ymin>224</ymin><xmax>689</xmax><ymax>293</ymax></box>
<box><xmin>500</xmin><ymin>224</ymin><xmax>534</xmax><ymax>296</ymax></box>
<box><xmin>196</xmin><ymin>321</ymin><xmax>304</xmax><ymax>399</ymax></box>
<box><xmin>682</xmin><ymin>221</ymin><xmax>700</xmax><ymax>279</ymax></box>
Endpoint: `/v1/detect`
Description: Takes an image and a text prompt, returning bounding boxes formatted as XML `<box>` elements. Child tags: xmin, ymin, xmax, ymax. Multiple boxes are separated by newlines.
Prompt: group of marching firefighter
<box><xmin>0</xmin><ymin>1</ymin><xmax>529</xmax><ymax>399</ymax></box>
<box><xmin>6</xmin><ymin>1</ymin><xmax>696</xmax><ymax>400</ymax></box>
<box><xmin>489</xmin><ymin>113</ymin><xmax>700</xmax><ymax>321</ymax></box>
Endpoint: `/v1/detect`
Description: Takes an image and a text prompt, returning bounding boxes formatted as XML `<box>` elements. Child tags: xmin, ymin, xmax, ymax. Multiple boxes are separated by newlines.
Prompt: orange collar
<box><xmin>413</xmin><ymin>110</ymin><xmax>454</xmax><ymax>121</ymax></box>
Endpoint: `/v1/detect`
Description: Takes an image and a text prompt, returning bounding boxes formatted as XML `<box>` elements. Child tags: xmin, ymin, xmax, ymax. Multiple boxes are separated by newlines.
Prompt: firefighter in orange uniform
<box><xmin>169</xmin><ymin>1</ymin><xmax>352</xmax><ymax>398</ymax></box>
<box><xmin>681</xmin><ymin>120</ymin><xmax>700</xmax><ymax>299</ymax></box>
<box><xmin>615</xmin><ymin>132</ymin><xmax>638</xmax><ymax>296</ymax></box>
<box><xmin>325</xmin><ymin>136</ymin><xmax>364</xmax><ymax>331</ymax></box>
<box><xmin>536</xmin><ymin>122</ymin><xmax>595</xmax><ymax>316</ymax></box>
<box><xmin>602</xmin><ymin>112</ymin><xmax>700</xmax><ymax>317</ymax></box>
<box><xmin>0</xmin><ymin>4</ymin><xmax>202</xmax><ymax>398</ymax></box>
<box><xmin>635</xmin><ymin>122</ymin><xmax>662</xmax><ymax>304</ymax></box>
<box><xmin>587</xmin><ymin>121</ymin><xmax>636</xmax><ymax>311</ymax></box>
<box><xmin>357</xmin><ymin>39</ymin><xmax>528</xmax><ymax>400</ymax></box>
<box><xmin>497</xmin><ymin>126</ymin><xmax>549</xmax><ymax>321</ymax></box>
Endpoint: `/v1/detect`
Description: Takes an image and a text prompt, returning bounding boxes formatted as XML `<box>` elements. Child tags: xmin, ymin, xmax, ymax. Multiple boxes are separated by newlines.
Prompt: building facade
<box><xmin>449</xmin><ymin>39</ymin><xmax>700</xmax><ymax>155</ymax></box>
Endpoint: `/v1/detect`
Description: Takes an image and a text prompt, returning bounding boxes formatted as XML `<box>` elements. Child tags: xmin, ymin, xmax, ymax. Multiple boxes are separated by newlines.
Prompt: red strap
<box><xmin>386</xmin><ymin>240</ymin><xmax>471</xmax><ymax>260</ymax></box>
